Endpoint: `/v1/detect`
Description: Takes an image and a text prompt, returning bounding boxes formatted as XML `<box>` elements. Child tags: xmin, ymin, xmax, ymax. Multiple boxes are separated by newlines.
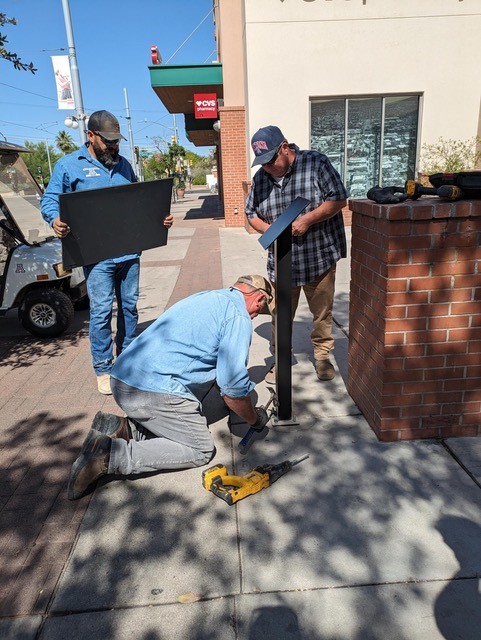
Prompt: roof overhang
<box><xmin>149</xmin><ymin>63</ymin><xmax>223</xmax><ymax>147</ymax></box>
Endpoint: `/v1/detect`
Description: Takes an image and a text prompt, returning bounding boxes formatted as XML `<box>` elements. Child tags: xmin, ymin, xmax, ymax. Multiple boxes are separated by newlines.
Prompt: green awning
<box><xmin>149</xmin><ymin>63</ymin><xmax>223</xmax><ymax>115</ymax></box>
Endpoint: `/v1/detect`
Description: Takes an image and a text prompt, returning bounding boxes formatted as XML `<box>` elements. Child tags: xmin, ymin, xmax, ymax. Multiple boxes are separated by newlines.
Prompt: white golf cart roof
<box><xmin>0</xmin><ymin>141</ymin><xmax>53</xmax><ymax>244</ymax></box>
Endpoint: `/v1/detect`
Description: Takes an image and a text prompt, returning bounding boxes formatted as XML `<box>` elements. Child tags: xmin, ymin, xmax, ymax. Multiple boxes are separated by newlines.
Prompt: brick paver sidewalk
<box><xmin>0</xmin><ymin>190</ymin><xmax>223</xmax><ymax>618</ymax></box>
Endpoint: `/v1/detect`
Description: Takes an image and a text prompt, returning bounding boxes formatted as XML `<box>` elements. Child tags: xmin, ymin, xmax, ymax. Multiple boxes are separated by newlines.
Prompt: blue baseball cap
<box><xmin>251</xmin><ymin>125</ymin><xmax>286</xmax><ymax>167</ymax></box>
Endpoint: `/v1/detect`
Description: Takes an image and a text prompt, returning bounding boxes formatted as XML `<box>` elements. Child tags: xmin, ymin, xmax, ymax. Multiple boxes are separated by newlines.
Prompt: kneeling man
<box><xmin>68</xmin><ymin>275</ymin><xmax>274</xmax><ymax>499</ymax></box>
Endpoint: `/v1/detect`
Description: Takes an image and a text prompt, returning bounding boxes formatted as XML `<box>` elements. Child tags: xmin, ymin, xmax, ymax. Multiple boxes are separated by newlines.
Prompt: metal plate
<box><xmin>60</xmin><ymin>178</ymin><xmax>173</xmax><ymax>269</ymax></box>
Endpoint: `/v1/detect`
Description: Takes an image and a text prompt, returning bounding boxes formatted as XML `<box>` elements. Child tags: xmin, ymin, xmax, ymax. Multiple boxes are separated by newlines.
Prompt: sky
<box><xmin>0</xmin><ymin>0</ymin><xmax>217</xmax><ymax>159</ymax></box>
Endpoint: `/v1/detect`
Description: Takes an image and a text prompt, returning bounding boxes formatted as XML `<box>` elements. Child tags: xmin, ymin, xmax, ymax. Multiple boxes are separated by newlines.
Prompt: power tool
<box><xmin>202</xmin><ymin>455</ymin><xmax>309</xmax><ymax>505</ymax></box>
<box><xmin>404</xmin><ymin>179</ymin><xmax>463</xmax><ymax>201</ymax></box>
<box><xmin>367</xmin><ymin>171</ymin><xmax>481</xmax><ymax>205</ymax></box>
<box><xmin>428</xmin><ymin>171</ymin><xmax>481</xmax><ymax>197</ymax></box>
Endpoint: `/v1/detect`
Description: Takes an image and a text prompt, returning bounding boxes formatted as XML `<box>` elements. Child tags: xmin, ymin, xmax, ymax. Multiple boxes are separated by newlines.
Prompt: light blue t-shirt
<box><xmin>111</xmin><ymin>288</ymin><xmax>255</xmax><ymax>402</ymax></box>
<box><xmin>41</xmin><ymin>144</ymin><xmax>138</xmax><ymax>264</ymax></box>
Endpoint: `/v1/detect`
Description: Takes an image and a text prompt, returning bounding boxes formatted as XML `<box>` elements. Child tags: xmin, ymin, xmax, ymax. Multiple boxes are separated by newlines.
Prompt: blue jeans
<box><xmin>83</xmin><ymin>258</ymin><xmax>140</xmax><ymax>375</ymax></box>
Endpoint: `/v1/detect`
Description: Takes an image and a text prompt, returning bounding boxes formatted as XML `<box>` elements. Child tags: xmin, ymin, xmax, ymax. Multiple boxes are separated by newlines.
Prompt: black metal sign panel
<box><xmin>258</xmin><ymin>196</ymin><xmax>310</xmax><ymax>250</ymax></box>
<box><xmin>60</xmin><ymin>178</ymin><xmax>173</xmax><ymax>269</ymax></box>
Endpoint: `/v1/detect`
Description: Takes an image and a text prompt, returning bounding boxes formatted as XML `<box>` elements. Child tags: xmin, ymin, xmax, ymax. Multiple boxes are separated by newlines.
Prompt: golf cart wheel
<box><xmin>19</xmin><ymin>288</ymin><xmax>74</xmax><ymax>338</ymax></box>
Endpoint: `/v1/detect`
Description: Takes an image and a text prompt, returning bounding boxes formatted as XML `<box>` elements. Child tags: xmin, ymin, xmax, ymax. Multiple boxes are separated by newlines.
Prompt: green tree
<box><xmin>143</xmin><ymin>153</ymin><xmax>169</xmax><ymax>182</ymax></box>
<box><xmin>420</xmin><ymin>137</ymin><xmax>481</xmax><ymax>175</ymax></box>
<box><xmin>55</xmin><ymin>130</ymin><xmax>78</xmax><ymax>155</ymax></box>
<box><xmin>0</xmin><ymin>13</ymin><xmax>36</xmax><ymax>73</ymax></box>
<box><xmin>23</xmin><ymin>141</ymin><xmax>61</xmax><ymax>185</ymax></box>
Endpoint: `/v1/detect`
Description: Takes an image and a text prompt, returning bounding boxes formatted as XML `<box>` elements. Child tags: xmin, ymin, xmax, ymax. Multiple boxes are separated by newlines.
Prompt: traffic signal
<box><xmin>171</xmin><ymin>135</ymin><xmax>176</xmax><ymax>145</ymax></box>
<box><xmin>37</xmin><ymin>166</ymin><xmax>43</xmax><ymax>175</ymax></box>
<box><xmin>134</xmin><ymin>146</ymin><xmax>139</xmax><ymax>161</ymax></box>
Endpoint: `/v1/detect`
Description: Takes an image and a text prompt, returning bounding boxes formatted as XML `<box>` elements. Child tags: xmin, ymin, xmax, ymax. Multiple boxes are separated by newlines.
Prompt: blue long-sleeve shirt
<box><xmin>111</xmin><ymin>288</ymin><xmax>255</xmax><ymax>402</ymax></box>
<box><xmin>41</xmin><ymin>144</ymin><xmax>138</xmax><ymax>263</ymax></box>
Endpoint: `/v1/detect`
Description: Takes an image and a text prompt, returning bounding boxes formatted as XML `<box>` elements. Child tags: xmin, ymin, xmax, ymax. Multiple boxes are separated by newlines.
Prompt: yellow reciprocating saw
<box><xmin>202</xmin><ymin>455</ymin><xmax>309</xmax><ymax>505</ymax></box>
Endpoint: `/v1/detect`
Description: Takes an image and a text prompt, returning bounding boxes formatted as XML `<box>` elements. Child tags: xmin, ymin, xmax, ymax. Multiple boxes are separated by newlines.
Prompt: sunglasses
<box><xmin>94</xmin><ymin>132</ymin><xmax>121</xmax><ymax>145</ymax></box>
<box><xmin>262</xmin><ymin>143</ymin><xmax>283</xmax><ymax>166</ymax></box>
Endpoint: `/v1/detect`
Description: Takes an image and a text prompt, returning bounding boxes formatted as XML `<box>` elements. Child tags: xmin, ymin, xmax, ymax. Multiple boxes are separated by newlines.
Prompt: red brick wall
<box><xmin>348</xmin><ymin>197</ymin><xmax>481</xmax><ymax>441</ymax></box>
<box><xmin>219</xmin><ymin>106</ymin><xmax>248</xmax><ymax>228</ymax></box>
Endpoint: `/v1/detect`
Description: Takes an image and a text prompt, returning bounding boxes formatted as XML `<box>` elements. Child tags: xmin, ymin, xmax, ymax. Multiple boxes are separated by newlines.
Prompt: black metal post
<box><xmin>274</xmin><ymin>228</ymin><xmax>293</xmax><ymax>421</ymax></box>
<box><xmin>258</xmin><ymin>196</ymin><xmax>310</xmax><ymax>427</ymax></box>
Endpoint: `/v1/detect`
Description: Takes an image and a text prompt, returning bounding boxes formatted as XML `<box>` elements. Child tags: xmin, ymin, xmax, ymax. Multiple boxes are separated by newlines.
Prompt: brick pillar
<box><xmin>219</xmin><ymin>106</ymin><xmax>247</xmax><ymax>227</ymax></box>
<box><xmin>348</xmin><ymin>198</ymin><xmax>481</xmax><ymax>441</ymax></box>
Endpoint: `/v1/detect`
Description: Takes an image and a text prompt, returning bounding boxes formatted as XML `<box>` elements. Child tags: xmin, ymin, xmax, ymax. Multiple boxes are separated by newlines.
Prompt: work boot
<box><xmin>67</xmin><ymin>430</ymin><xmax>111</xmax><ymax>500</ymax></box>
<box><xmin>91</xmin><ymin>411</ymin><xmax>131</xmax><ymax>441</ymax></box>
<box><xmin>265</xmin><ymin>364</ymin><xmax>276</xmax><ymax>385</ymax></box>
<box><xmin>97</xmin><ymin>374</ymin><xmax>112</xmax><ymax>395</ymax></box>
<box><xmin>315</xmin><ymin>358</ymin><xmax>335</xmax><ymax>381</ymax></box>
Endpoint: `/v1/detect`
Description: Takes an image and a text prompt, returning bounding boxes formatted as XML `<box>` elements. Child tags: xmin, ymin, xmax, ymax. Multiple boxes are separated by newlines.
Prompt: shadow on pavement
<box><xmin>183</xmin><ymin>194</ymin><xmax>223</xmax><ymax>221</ymax></box>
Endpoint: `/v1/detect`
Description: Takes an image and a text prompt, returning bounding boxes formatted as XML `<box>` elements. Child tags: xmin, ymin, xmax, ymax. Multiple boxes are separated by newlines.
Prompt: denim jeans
<box><xmin>83</xmin><ymin>258</ymin><xmax>140</xmax><ymax>375</ymax></box>
<box><xmin>109</xmin><ymin>378</ymin><xmax>215</xmax><ymax>475</ymax></box>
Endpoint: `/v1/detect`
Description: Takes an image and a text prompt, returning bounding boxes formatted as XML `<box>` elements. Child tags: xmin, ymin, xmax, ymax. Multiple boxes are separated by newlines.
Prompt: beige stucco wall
<box><xmin>215</xmin><ymin>0</ymin><xmax>246</xmax><ymax>107</ymax></box>
<box><xmin>243</xmin><ymin>0</ymin><xmax>481</xmax><ymax>173</ymax></box>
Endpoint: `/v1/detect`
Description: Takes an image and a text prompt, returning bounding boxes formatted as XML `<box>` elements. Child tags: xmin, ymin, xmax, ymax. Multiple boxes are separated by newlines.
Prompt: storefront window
<box><xmin>382</xmin><ymin>96</ymin><xmax>419</xmax><ymax>187</ymax></box>
<box><xmin>311</xmin><ymin>95</ymin><xmax>419</xmax><ymax>198</ymax></box>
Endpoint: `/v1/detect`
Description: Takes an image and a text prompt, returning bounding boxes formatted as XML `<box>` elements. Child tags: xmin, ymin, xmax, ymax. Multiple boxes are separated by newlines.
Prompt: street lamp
<box><xmin>64</xmin><ymin>113</ymin><xmax>89</xmax><ymax>134</ymax></box>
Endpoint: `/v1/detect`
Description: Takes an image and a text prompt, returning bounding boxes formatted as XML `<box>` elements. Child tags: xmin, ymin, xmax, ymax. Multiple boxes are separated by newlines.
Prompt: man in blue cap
<box><xmin>245</xmin><ymin>125</ymin><xmax>347</xmax><ymax>382</ymax></box>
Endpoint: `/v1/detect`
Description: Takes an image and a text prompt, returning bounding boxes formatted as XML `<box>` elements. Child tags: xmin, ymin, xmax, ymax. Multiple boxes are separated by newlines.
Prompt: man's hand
<box><xmin>251</xmin><ymin>406</ymin><xmax>269</xmax><ymax>432</ymax></box>
<box><xmin>292</xmin><ymin>216</ymin><xmax>311</xmax><ymax>237</ymax></box>
<box><xmin>163</xmin><ymin>214</ymin><xmax>173</xmax><ymax>228</ymax></box>
<box><xmin>52</xmin><ymin>217</ymin><xmax>70</xmax><ymax>238</ymax></box>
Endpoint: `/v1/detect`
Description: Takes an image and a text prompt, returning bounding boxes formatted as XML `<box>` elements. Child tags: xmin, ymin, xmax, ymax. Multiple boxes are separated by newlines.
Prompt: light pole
<box><xmin>45</xmin><ymin>140</ymin><xmax>53</xmax><ymax>176</ymax></box>
<box><xmin>61</xmin><ymin>0</ymin><xmax>87</xmax><ymax>143</ymax></box>
<box><xmin>123</xmin><ymin>88</ymin><xmax>137</xmax><ymax>172</ymax></box>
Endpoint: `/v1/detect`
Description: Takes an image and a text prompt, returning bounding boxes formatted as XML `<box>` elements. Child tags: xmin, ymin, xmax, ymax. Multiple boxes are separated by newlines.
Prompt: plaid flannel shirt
<box><xmin>245</xmin><ymin>145</ymin><xmax>347</xmax><ymax>286</ymax></box>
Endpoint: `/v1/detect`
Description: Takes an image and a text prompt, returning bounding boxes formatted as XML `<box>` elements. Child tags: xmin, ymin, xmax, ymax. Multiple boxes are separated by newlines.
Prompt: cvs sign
<box><xmin>194</xmin><ymin>93</ymin><xmax>218</xmax><ymax>119</ymax></box>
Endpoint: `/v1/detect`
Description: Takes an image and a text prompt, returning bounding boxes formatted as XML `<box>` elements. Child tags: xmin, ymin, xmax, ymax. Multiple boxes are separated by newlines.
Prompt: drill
<box><xmin>202</xmin><ymin>455</ymin><xmax>309</xmax><ymax>505</ymax></box>
<box><xmin>404</xmin><ymin>179</ymin><xmax>463</xmax><ymax>201</ymax></box>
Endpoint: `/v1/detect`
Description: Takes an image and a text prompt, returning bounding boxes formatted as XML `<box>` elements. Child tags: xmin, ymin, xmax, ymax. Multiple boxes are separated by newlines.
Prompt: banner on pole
<box><xmin>51</xmin><ymin>56</ymin><xmax>75</xmax><ymax>110</ymax></box>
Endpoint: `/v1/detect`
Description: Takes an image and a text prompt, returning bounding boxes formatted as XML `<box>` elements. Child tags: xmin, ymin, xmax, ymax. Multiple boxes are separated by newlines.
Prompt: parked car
<box><xmin>0</xmin><ymin>141</ymin><xmax>87</xmax><ymax>337</ymax></box>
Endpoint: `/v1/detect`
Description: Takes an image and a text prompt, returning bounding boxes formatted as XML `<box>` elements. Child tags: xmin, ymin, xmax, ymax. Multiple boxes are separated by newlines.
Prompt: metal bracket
<box><xmin>271</xmin><ymin>414</ymin><xmax>299</xmax><ymax>427</ymax></box>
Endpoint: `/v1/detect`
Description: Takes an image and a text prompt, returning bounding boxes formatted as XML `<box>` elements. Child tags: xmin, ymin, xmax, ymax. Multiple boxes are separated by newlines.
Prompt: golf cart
<box><xmin>0</xmin><ymin>141</ymin><xmax>86</xmax><ymax>338</ymax></box>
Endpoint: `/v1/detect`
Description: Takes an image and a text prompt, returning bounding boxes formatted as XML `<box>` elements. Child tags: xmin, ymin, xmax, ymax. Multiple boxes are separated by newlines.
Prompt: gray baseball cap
<box><xmin>87</xmin><ymin>110</ymin><xmax>126</xmax><ymax>141</ymax></box>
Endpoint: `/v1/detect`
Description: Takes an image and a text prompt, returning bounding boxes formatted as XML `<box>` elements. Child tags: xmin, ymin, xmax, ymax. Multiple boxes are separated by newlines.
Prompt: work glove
<box><xmin>367</xmin><ymin>185</ymin><xmax>409</xmax><ymax>205</ymax></box>
<box><xmin>251</xmin><ymin>406</ymin><xmax>269</xmax><ymax>432</ymax></box>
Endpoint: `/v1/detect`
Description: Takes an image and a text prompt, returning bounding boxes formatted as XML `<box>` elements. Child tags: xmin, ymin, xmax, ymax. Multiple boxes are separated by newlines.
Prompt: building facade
<box><xmin>213</xmin><ymin>0</ymin><xmax>481</xmax><ymax>225</ymax></box>
<box><xmin>150</xmin><ymin>1</ymin><xmax>481</xmax><ymax>227</ymax></box>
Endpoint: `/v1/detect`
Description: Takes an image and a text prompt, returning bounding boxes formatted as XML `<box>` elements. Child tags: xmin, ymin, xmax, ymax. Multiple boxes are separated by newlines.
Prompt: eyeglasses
<box><xmin>262</xmin><ymin>143</ymin><xmax>283</xmax><ymax>167</ymax></box>
<box><xmin>94</xmin><ymin>132</ymin><xmax>120</xmax><ymax>146</ymax></box>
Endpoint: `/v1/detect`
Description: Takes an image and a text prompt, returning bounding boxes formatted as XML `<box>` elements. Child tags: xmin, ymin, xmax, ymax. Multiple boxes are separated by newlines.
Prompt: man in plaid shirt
<box><xmin>245</xmin><ymin>125</ymin><xmax>347</xmax><ymax>381</ymax></box>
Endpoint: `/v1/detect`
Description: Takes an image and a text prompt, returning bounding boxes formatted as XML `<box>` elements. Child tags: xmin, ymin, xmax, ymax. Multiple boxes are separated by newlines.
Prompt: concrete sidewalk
<box><xmin>1</xmin><ymin>189</ymin><xmax>481</xmax><ymax>639</ymax></box>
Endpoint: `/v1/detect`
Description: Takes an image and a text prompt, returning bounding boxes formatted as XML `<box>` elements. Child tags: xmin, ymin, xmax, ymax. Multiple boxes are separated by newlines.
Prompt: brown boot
<box><xmin>90</xmin><ymin>411</ymin><xmax>131</xmax><ymax>441</ymax></box>
<box><xmin>67</xmin><ymin>430</ymin><xmax>111</xmax><ymax>500</ymax></box>
<box><xmin>315</xmin><ymin>358</ymin><xmax>335</xmax><ymax>381</ymax></box>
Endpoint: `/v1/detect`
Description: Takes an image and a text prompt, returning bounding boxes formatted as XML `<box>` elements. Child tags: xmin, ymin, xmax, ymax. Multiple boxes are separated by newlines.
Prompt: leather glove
<box><xmin>367</xmin><ymin>185</ymin><xmax>409</xmax><ymax>205</ymax></box>
<box><xmin>251</xmin><ymin>406</ymin><xmax>269</xmax><ymax>432</ymax></box>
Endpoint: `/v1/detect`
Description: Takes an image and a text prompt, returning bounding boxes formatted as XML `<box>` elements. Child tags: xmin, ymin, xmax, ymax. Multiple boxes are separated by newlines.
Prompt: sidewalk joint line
<box><xmin>441</xmin><ymin>440</ymin><xmax>481</xmax><ymax>491</ymax></box>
